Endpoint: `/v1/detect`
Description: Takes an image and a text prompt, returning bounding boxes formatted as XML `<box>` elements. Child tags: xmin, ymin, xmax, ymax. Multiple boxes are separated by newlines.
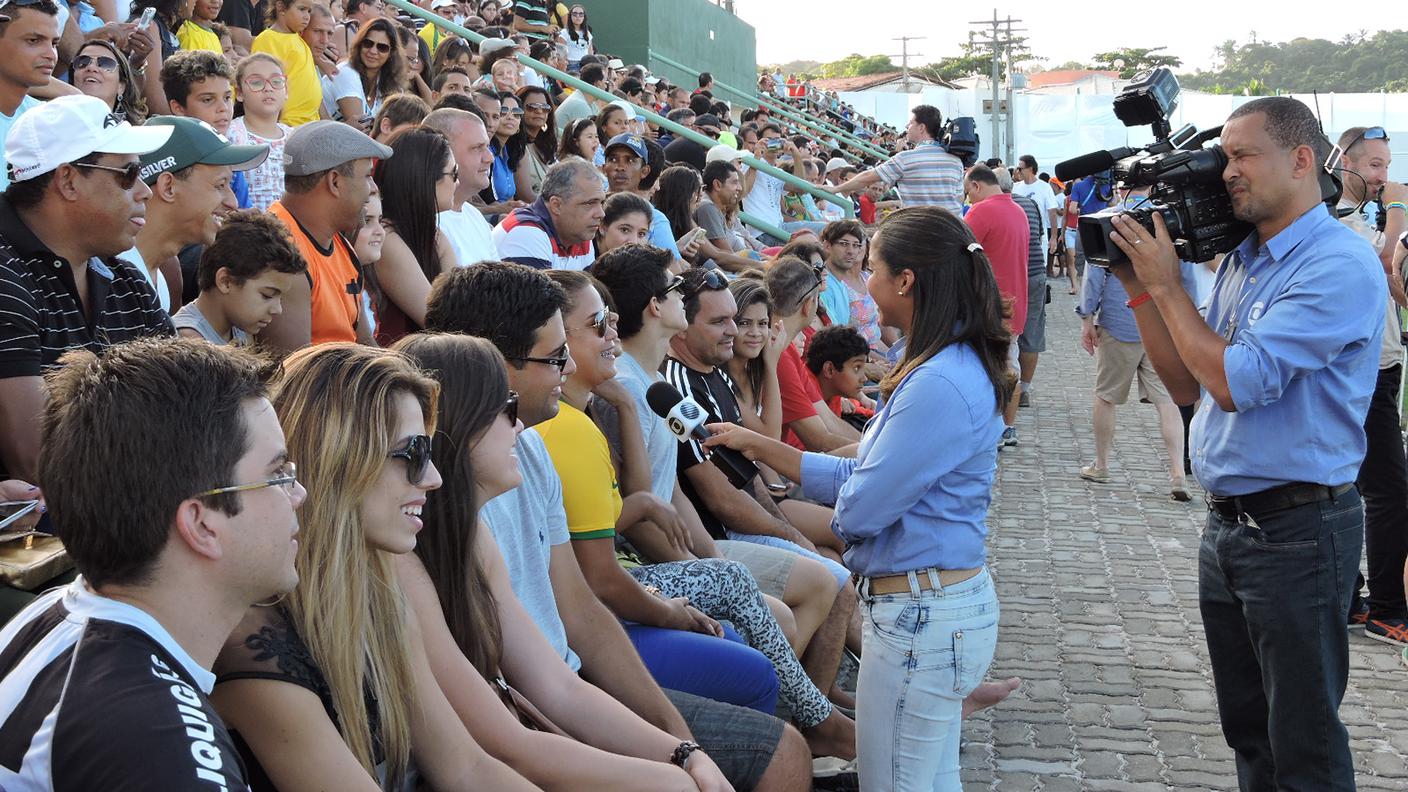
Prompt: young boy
<box><xmin>804</xmin><ymin>325</ymin><xmax>874</xmax><ymax>425</ymax></box>
<box><xmin>172</xmin><ymin>210</ymin><xmax>307</xmax><ymax>345</ymax></box>
<box><xmin>160</xmin><ymin>50</ymin><xmax>252</xmax><ymax>209</ymax></box>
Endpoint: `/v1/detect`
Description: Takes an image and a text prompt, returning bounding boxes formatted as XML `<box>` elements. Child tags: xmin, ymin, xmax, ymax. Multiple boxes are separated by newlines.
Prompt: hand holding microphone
<box><xmin>646</xmin><ymin>382</ymin><xmax>758</xmax><ymax>489</ymax></box>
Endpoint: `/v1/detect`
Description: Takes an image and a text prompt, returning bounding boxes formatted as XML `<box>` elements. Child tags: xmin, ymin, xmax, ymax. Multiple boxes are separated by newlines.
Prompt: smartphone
<box><xmin>687</xmin><ymin>227</ymin><xmax>708</xmax><ymax>247</ymax></box>
<box><xmin>765</xmin><ymin>138</ymin><xmax>783</xmax><ymax>150</ymax></box>
<box><xmin>136</xmin><ymin>6</ymin><xmax>156</xmax><ymax>30</ymax></box>
<box><xmin>0</xmin><ymin>501</ymin><xmax>39</xmax><ymax>533</ymax></box>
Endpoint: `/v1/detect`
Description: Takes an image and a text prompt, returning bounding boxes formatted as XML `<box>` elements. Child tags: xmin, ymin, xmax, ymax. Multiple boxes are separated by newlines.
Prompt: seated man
<box><xmin>423</xmin><ymin>263</ymin><xmax>816</xmax><ymax>790</ymax></box>
<box><xmin>0</xmin><ymin>337</ymin><xmax>304</xmax><ymax>789</ymax></box>
<box><xmin>492</xmin><ymin>158</ymin><xmax>600</xmax><ymax>271</ymax></box>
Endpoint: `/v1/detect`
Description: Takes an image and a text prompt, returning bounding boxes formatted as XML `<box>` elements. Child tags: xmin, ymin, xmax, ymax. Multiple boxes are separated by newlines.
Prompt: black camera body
<box><xmin>941</xmin><ymin>117</ymin><xmax>979</xmax><ymax>168</ymax></box>
<box><xmin>1057</xmin><ymin>67</ymin><xmax>1252</xmax><ymax>266</ymax></box>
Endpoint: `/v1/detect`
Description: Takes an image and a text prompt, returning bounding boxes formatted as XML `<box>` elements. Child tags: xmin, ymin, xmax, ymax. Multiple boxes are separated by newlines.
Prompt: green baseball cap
<box><xmin>137</xmin><ymin>116</ymin><xmax>270</xmax><ymax>185</ymax></box>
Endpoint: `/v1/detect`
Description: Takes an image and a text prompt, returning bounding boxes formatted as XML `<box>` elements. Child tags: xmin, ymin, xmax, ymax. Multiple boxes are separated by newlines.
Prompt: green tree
<box><xmin>1179</xmin><ymin>29</ymin><xmax>1408</xmax><ymax>93</ymax></box>
<box><xmin>1092</xmin><ymin>46</ymin><xmax>1183</xmax><ymax>79</ymax></box>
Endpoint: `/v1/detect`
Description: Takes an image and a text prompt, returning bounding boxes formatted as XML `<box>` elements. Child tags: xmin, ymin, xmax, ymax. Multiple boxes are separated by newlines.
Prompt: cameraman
<box><xmin>1107</xmin><ymin>97</ymin><xmax>1383</xmax><ymax>791</ymax></box>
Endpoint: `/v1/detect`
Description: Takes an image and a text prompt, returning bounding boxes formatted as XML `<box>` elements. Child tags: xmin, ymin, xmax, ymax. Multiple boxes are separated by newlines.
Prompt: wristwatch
<box><xmin>670</xmin><ymin>740</ymin><xmax>701</xmax><ymax>769</ymax></box>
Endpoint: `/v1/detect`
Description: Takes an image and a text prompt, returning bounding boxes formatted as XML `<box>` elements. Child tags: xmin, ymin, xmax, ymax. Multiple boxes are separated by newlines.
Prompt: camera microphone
<box><xmin>1054</xmin><ymin>147</ymin><xmax>1135</xmax><ymax>182</ymax></box>
<box><xmin>646</xmin><ymin>381</ymin><xmax>759</xmax><ymax>489</ymax></box>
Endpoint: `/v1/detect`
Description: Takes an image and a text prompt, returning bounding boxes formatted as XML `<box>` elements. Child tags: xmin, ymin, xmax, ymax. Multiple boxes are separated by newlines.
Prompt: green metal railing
<box><xmin>647</xmin><ymin>49</ymin><xmax>891</xmax><ymax>161</ymax></box>
<box><xmin>761</xmin><ymin>93</ymin><xmax>887</xmax><ymax>156</ymax></box>
<box><xmin>385</xmin><ymin>0</ymin><xmax>853</xmax><ymax>225</ymax></box>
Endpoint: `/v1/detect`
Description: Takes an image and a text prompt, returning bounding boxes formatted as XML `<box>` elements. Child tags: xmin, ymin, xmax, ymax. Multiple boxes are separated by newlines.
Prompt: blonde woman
<box><xmin>211</xmin><ymin>343</ymin><xmax>537</xmax><ymax>792</ymax></box>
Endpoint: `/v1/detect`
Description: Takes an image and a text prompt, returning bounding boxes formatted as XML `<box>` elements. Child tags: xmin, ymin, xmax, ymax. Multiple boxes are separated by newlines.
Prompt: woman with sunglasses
<box><xmin>702</xmin><ymin>206</ymin><xmax>1009</xmax><ymax>791</ymax></box>
<box><xmin>557</xmin><ymin>4</ymin><xmax>591</xmax><ymax>72</ymax></box>
<box><xmin>330</xmin><ymin>17</ymin><xmax>406</xmax><ymax>132</ymax></box>
<box><xmin>393</xmin><ymin>332</ymin><xmax>711</xmax><ymax>791</ymax></box>
<box><xmin>515</xmin><ymin>85</ymin><xmax>556</xmax><ymax>199</ymax></box>
<box><xmin>212</xmin><ymin>343</ymin><xmax>536</xmax><ymax>792</ymax></box>
<box><xmin>371</xmin><ymin>127</ymin><xmax>459</xmax><ymax>345</ymax></box>
<box><xmin>489</xmin><ymin>92</ymin><xmax>530</xmax><ymax>202</ymax></box>
<box><xmin>67</xmin><ymin>40</ymin><xmax>146</xmax><ymax>124</ymax></box>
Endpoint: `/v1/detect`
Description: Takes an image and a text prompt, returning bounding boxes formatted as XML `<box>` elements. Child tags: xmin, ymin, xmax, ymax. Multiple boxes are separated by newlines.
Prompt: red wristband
<box><xmin>1126</xmin><ymin>292</ymin><xmax>1153</xmax><ymax>309</ymax></box>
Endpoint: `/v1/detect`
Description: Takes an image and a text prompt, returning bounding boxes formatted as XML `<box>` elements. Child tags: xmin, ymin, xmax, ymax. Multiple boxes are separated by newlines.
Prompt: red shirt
<box><xmin>858</xmin><ymin>193</ymin><xmax>877</xmax><ymax>224</ymax></box>
<box><xmin>778</xmin><ymin>343</ymin><xmax>823</xmax><ymax>450</ymax></box>
<box><xmin>964</xmin><ymin>193</ymin><xmax>1030</xmax><ymax>332</ymax></box>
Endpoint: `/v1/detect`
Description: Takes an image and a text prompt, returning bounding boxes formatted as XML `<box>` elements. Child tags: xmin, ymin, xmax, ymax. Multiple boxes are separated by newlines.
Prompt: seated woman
<box><xmin>211</xmin><ymin>343</ymin><xmax>535</xmax><ymax>791</ymax></box>
<box><xmin>652</xmin><ymin>165</ymin><xmax>708</xmax><ymax>265</ymax></box>
<box><xmin>371</xmin><ymin>127</ymin><xmax>458</xmax><ymax>345</ymax></box>
<box><xmin>595</xmin><ymin>192</ymin><xmax>653</xmax><ymax>257</ymax></box>
<box><xmin>538</xmin><ymin>270</ymin><xmax>857</xmax><ymax>759</ymax></box>
<box><xmin>330</xmin><ymin>18</ymin><xmax>407</xmax><ymax>132</ymax></box>
<box><xmin>67</xmin><ymin>40</ymin><xmax>146</xmax><ymax>123</ymax></box>
<box><xmin>392</xmin><ymin>333</ymin><xmax>714</xmax><ymax>791</ymax></box>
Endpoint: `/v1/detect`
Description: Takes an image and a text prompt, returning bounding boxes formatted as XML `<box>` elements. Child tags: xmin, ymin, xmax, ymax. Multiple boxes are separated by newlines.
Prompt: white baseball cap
<box><xmin>705</xmin><ymin>145</ymin><xmax>747</xmax><ymax>164</ymax></box>
<box><xmin>431</xmin><ymin>0</ymin><xmax>455</xmax><ymax>8</ymax></box>
<box><xmin>825</xmin><ymin>156</ymin><xmax>856</xmax><ymax>175</ymax></box>
<box><xmin>6</xmin><ymin>95</ymin><xmax>172</xmax><ymax>184</ymax></box>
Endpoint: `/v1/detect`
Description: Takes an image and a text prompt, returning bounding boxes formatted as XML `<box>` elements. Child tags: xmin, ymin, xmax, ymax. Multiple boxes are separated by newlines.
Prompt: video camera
<box><xmin>940</xmin><ymin>116</ymin><xmax>979</xmax><ymax>168</ymax></box>
<box><xmin>1055</xmin><ymin>67</ymin><xmax>1252</xmax><ymax>265</ymax></box>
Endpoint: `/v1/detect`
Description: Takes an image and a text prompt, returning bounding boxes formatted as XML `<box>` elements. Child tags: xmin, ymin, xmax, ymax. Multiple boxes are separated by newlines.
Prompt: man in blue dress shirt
<box><xmin>1107</xmin><ymin>96</ymin><xmax>1384</xmax><ymax>792</ymax></box>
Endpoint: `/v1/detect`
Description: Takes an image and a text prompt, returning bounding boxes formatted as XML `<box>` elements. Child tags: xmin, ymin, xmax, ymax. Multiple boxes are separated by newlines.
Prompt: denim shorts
<box><xmin>664</xmin><ymin>688</ymin><xmax>784</xmax><ymax>789</ymax></box>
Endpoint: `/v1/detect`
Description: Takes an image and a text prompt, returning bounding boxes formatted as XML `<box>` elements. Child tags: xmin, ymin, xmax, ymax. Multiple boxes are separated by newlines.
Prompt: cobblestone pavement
<box><xmin>962</xmin><ymin>285</ymin><xmax>1408</xmax><ymax>791</ymax></box>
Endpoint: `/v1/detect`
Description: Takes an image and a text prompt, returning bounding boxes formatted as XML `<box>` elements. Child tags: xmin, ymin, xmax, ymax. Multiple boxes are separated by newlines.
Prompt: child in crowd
<box><xmin>228</xmin><ymin>53</ymin><xmax>292</xmax><ymax>210</ymax></box>
<box><xmin>804</xmin><ymin>325</ymin><xmax>875</xmax><ymax>428</ymax></box>
<box><xmin>173</xmin><ymin>211</ymin><xmax>308</xmax><ymax>346</ymax></box>
<box><xmin>354</xmin><ymin>193</ymin><xmax>386</xmax><ymax>338</ymax></box>
<box><xmin>251</xmin><ymin>0</ymin><xmax>322</xmax><ymax>125</ymax></box>
<box><xmin>160</xmin><ymin>49</ymin><xmax>252</xmax><ymax>208</ymax></box>
<box><xmin>213</xmin><ymin>21</ymin><xmax>238</xmax><ymax>63</ymax></box>
<box><xmin>177</xmin><ymin>0</ymin><xmax>225</xmax><ymax>54</ymax></box>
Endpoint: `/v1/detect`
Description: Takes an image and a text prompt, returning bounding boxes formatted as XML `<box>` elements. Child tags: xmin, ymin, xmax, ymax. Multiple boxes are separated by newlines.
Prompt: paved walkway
<box><xmin>962</xmin><ymin>285</ymin><xmax>1408</xmax><ymax>791</ymax></box>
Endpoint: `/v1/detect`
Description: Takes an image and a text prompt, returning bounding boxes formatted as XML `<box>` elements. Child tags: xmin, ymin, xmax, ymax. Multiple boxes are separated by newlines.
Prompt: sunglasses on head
<box><xmin>361</xmin><ymin>39</ymin><xmax>393</xmax><ymax>53</ymax></box>
<box><xmin>72</xmin><ymin>160</ymin><xmax>141</xmax><ymax>190</ymax></box>
<box><xmin>503</xmin><ymin>390</ymin><xmax>519</xmax><ymax>426</ymax></box>
<box><xmin>390</xmin><ymin>434</ymin><xmax>433</xmax><ymax>486</ymax></box>
<box><xmin>680</xmin><ymin>269</ymin><xmax>727</xmax><ymax>304</ymax></box>
<box><xmin>1347</xmin><ymin>126</ymin><xmax>1390</xmax><ymax>153</ymax></box>
<box><xmin>73</xmin><ymin>53</ymin><xmax>119</xmax><ymax>72</ymax></box>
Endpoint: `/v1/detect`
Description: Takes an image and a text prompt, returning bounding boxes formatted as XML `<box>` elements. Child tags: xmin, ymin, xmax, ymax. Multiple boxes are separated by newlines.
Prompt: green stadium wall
<box><xmin>589</xmin><ymin>0</ymin><xmax>757</xmax><ymax>98</ymax></box>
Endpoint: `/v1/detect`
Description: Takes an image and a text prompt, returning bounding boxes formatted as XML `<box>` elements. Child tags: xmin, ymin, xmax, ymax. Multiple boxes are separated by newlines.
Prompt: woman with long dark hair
<box><xmin>330</xmin><ymin>17</ymin><xmax>407</xmax><ymax>130</ymax></box>
<box><xmin>595</xmin><ymin>192</ymin><xmax>652</xmax><ymax>256</ymax></box>
<box><xmin>431</xmin><ymin>36</ymin><xmax>476</xmax><ymax>81</ymax></box>
<box><xmin>396</xmin><ymin>25</ymin><xmax>435</xmax><ymax>104</ymax></box>
<box><xmin>371</xmin><ymin>128</ymin><xmax>458</xmax><ymax>345</ymax></box>
<box><xmin>703</xmin><ymin>206</ymin><xmax>1010</xmax><ymax>791</ymax></box>
<box><xmin>652</xmin><ymin>165</ymin><xmax>704</xmax><ymax>259</ymax></box>
<box><xmin>67</xmin><ymin>40</ymin><xmax>146</xmax><ymax>124</ymax></box>
<box><xmin>557</xmin><ymin>3</ymin><xmax>592</xmax><ymax>72</ymax></box>
<box><xmin>515</xmin><ymin>84</ymin><xmax>556</xmax><ymax>200</ymax></box>
<box><xmin>488</xmin><ymin>91</ymin><xmax>529</xmax><ymax>202</ymax></box>
<box><xmin>725</xmin><ymin>277</ymin><xmax>784</xmax><ymax>441</ymax></box>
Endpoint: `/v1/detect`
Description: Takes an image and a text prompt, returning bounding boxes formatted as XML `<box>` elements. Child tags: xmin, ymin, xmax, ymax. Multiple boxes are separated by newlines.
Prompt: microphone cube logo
<box><xmin>669</xmin><ymin>417</ymin><xmax>686</xmax><ymax>436</ymax></box>
<box><xmin>679</xmin><ymin>403</ymin><xmax>702</xmax><ymax>422</ymax></box>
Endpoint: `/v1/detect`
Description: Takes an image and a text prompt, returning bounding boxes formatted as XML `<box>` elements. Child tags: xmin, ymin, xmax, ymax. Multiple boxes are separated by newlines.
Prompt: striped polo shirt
<box><xmin>512</xmin><ymin>0</ymin><xmax>551</xmax><ymax>39</ymax></box>
<box><xmin>871</xmin><ymin>140</ymin><xmax>964</xmax><ymax>216</ymax></box>
<box><xmin>0</xmin><ymin>196</ymin><xmax>173</xmax><ymax>381</ymax></box>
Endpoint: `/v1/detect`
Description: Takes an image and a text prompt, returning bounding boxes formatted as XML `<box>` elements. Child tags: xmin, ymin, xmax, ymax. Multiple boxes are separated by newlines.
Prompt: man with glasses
<box><xmin>1334</xmin><ymin>125</ymin><xmax>1408</xmax><ymax>648</ymax></box>
<box><xmin>818</xmin><ymin>219</ymin><xmax>892</xmax><ymax>359</ymax></box>
<box><xmin>0</xmin><ymin>95</ymin><xmax>174</xmax><ymax>483</ymax></box>
<box><xmin>0</xmin><ymin>0</ymin><xmax>60</xmax><ymax>194</ymax></box>
<box><xmin>0</xmin><ymin>337</ymin><xmax>303</xmax><ymax>790</ymax></box>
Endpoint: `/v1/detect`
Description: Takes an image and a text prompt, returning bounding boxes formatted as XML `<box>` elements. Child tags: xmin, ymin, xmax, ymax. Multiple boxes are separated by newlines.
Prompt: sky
<box><xmin>742</xmin><ymin>1</ymin><xmax>1408</xmax><ymax>73</ymax></box>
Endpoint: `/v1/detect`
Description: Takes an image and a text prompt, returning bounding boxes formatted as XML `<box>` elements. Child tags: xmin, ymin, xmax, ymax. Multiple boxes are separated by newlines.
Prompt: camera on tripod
<box><xmin>1055</xmin><ymin>67</ymin><xmax>1251</xmax><ymax>265</ymax></box>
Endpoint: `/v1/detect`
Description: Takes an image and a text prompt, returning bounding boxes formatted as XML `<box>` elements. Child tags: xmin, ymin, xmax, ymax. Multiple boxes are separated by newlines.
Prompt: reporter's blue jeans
<box><xmin>625</xmin><ymin>623</ymin><xmax>780</xmax><ymax>715</ymax></box>
<box><xmin>857</xmin><ymin>568</ymin><xmax>999</xmax><ymax>792</ymax></box>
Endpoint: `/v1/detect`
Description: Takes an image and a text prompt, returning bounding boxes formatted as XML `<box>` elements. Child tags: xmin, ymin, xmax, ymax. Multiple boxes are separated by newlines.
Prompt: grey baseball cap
<box><xmin>282</xmin><ymin>120</ymin><xmax>393</xmax><ymax>176</ymax></box>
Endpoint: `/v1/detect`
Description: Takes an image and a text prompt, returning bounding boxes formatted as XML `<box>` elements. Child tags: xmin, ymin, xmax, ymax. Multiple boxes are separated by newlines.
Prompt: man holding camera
<box><xmin>1108</xmin><ymin>97</ymin><xmax>1384</xmax><ymax>791</ymax></box>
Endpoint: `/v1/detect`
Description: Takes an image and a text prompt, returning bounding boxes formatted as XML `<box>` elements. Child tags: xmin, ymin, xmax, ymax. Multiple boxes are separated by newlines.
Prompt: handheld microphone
<box><xmin>1054</xmin><ymin>146</ymin><xmax>1135</xmax><ymax>182</ymax></box>
<box><xmin>646</xmin><ymin>381</ymin><xmax>759</xmax><ymax>489</ymax></box>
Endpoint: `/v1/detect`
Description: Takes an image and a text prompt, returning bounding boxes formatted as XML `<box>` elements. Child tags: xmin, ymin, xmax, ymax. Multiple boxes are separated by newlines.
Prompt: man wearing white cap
<box><xmin>419</xmin><ymin>0</ymin><xmax>458</xmax><ymax>52</ymax></box>
<box><xmin>0</xmin><ymin>94</ymin><xmax>174</xmax><ymax>481</ymax></box>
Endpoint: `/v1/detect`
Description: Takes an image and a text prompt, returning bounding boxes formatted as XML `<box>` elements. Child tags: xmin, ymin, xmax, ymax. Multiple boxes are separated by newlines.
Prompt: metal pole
<box><xmin>381</xmin><ymin>0</ymin><xmax>854</xmax><ymax>217</ymax></box>
<box><xmin>1003</xmin><ymin>17</ymin><xmax>1015</xmax><ymax>164</ymax></box>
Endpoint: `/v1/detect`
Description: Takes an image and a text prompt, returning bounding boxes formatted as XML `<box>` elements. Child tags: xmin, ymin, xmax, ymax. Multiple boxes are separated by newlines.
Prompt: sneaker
<box><xmin>812</xmin><ymin>757</ymin><xmax>859</xmax><ymax>792</ymax></box>
<box><xmin>1079</xmin><ymin>465</ymin><xmax>1110</xmax><ymax>483</ymax></box>
<box><xmin>1002</xmin><ymin>427</ymin><xmax>1018</xmax><ymax>447</ymax></box>
<box><xmin>1348</xmin><ymin>597</ymin><xmax>1370</xmax><ymax>629</ymax></box>
<box><xmin>1366</xmin><ymin>616</ymin><xmax>1408</xmax><ymax>647</ymax></box>
<box><xmin>1018</xmin><ymin>390</ymin><xmax>1031</xmax><ymax>408</ymax></box>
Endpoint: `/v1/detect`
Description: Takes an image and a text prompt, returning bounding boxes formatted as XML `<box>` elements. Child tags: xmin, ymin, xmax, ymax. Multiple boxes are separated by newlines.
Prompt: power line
<box><xmin>969</xmin><ymin>10</ymin><xmax>1025</xmax><ymax>163</ymax></box>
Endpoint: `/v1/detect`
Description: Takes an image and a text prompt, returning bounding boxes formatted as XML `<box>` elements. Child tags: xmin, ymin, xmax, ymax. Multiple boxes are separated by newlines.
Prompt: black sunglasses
<box><xmin>503</xmin><ymin>390</ymin><xmax>519</xmax><ymax>426</ymax></box>
<box><xmin>680</xmin><ymin>269</ymin><xmax>727</xmax><ymax>304</ymax></box>
<box><xmin>390</xmin><ymin>434</ymin><xmax>433</xmax><ymax>485</ymax></box>
<box><xmin>361</xmin><ymin>39</ymin><xmax>393</xmax><ymax>53</ymax></box>
<box><xmin>73</xmin><ymin>53</ymin><xmax>119</xmax><ymax>72</ymax></box>
<box><xmin>507</xmin><ymin>352</ymin><xmax>570</xmax><ymax>371</ymax></box>
<box><xmin>72</xmin><ymin>161</ymin><xmax>141</xmax><ymax>190</ymax></box>
<box><xmin>657</xmin><ymin>273</ymin><xmax>685</xmax><ymax>299</ymax></box>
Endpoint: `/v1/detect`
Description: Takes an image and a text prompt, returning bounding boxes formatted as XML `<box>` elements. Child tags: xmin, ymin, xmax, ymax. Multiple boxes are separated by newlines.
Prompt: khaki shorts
<box><xmin>1094</xmin><ymin>326</ymin><xmax>1170</xmax><ymax>405</ymax></box>
<box><xmin>717</xmin><ymin>539</ymin><xmax>797</xmax><ymax>598</ymax></box>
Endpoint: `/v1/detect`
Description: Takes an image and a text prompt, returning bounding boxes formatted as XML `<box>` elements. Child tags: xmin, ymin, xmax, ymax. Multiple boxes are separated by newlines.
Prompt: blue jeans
<box><xmin>626</xmin><ymin>623</ymin><xmax>780</xmax><ymax>715</ymax></box>
<box><xmin>724</xmin><ymin>530</ymin><xmax>850</xmax><ymax>588</ymax></box>
<box><xmin>1199</xmin><ymin>487</ymin><xmax>1362</xmax><ymax>792</ymax></box>
<box><xmin>856</xmin><ymin>568</ymin><xmax>999</xmax><ymax>792</ymax></box>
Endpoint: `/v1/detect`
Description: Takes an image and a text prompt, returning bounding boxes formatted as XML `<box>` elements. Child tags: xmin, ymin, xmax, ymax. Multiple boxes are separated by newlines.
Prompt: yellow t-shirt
<box><xmin>252</xmin><ymin>29</ymin><xmax>321</xmax><ymax>127</ymax></box>
<box><xmin>418</xmin><ymin>21</ymin><xmax>447</xmax><ymax>55</ymax></box>
<box><xmin>176</xmin><ymin>21</ymin><xmax>222</xmax><ymax>54</ymax></box>
<box><xmin>538</xmin><ymin>401</ymin><xmax>622</xmax><ymax>541</ymax></box>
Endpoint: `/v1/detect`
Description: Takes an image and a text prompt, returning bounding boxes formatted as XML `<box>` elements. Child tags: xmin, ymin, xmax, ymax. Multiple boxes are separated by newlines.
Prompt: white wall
<box><xmin>838</xmin><ymin>88</ymin><xmax>1408</xmax><ymax>182</ymax></box>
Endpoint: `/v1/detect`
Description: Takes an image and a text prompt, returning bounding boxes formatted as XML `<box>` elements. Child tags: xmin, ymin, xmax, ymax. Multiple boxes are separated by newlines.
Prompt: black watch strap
<box><xmin>670</xmin><ymin>740</ymin><xmax>701</xmax><ymax>768</ymax></box>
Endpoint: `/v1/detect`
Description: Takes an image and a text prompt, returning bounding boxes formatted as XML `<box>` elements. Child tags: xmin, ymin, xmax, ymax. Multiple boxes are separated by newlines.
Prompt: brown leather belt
<box><xmin>864</xmin><ymin>567</ymin><xmax>982</xmax><ymax>596</ymax></box>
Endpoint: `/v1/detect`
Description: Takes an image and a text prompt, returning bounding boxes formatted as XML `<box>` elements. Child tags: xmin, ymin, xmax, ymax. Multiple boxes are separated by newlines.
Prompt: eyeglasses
<box><xmin>196</xmin><ymin>461</ymin><xmax>299</xmax><ymax>498</ymax></box>
<box><xmin>524</xmin><ymin>102</ymin><xmax>551</xmax><ymax>112</ymax></box>
<box><xmin>73</xmin><ymin>54</ymin><xmax>118</xmax><ymax>72</ymax></box>
<box><xmin>389</xmin><ymin>434</ymin><xmax>433</xmax><ymax>486</ymax></box>
<box><xmin>587</xmin><ymin>307</ymin><xmax>609</xmax><ymax>337</ymax></box>
<box><xmin>500</xmin><ymin>105</ymin><xmax>525</xmax><ymax>116</ymax></box>
<box><xmin>242</xmin><ymin>75</ymin><xmax>288</xmax><ymax>92</ymax></box>
<box><xmin>361</xmin><ymin>39</ymin><xmax>393</xmax><ymax>53</ymax></box>
<box><xmin>503</xmin><ymin>390</ymin><xmax>519</xmax><ymax>426</ymax></box>
<box><xmin>1346</xmin><ymin>126</ymin><xmax>1390</xmax><ymax>153</ymax></box>
<box><xmin>830</xmin><ymin>239</ymin><xmax>863</xmax><ymax>251</ymax></box>
<box><xmin>680</xmin><ymin>269</ymin><xmax>727</xmax><ymax>304</ymax></box>
<box><xmin>507</xmin><ymin>352</ymin><xmax>570</xmax><ymax>371</ymax></box>
<box><xmin>72</xmin><ymin>161</ymin><xmax>141</xmax><ymax>190</ymax></box>
<box><xmin>570</xmin><ymin>9</ymin><xmax>584</xmax><ymax>15</ymax></box>
<box><xmin>442</xmin><ymin>165</ymin><xmax>459</xmax><ymax>181</ymax></box>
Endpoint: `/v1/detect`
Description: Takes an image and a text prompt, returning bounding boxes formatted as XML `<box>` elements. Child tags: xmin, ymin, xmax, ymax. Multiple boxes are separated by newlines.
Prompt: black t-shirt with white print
<box><xmin>0</xmin><ymin>581</ymin><xmax>248</xmax><ymax>791</ymax></box>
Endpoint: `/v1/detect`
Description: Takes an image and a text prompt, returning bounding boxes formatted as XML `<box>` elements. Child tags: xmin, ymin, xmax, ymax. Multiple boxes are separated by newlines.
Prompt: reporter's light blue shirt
<box><xmin>1191</xmin><ymin>203</ymin><xmax>1385</xmax><ymax>496</ymax></box>
<box><xmin>799</xmin><ymin>342</ymin><xmax>1005</xmax><ymax>577</ymax></box>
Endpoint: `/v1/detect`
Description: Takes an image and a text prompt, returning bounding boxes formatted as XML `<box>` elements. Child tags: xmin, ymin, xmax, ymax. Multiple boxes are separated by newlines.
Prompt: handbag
<box><xmin>493</xmin><ymin>676</ymin><xmax>571</xmax><ymax>737</ymax></box>
<box><xmin>0</xmin><ymin>533</ymin><xmax>73</xmax><ymax>590</ymax></box>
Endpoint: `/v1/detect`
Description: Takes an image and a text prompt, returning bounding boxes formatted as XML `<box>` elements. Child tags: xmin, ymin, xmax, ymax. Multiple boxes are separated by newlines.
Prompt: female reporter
<box><xmin>702</xmin><ymin>205</ymin><xmax>1010</xmax><ymax>791</ymax></box>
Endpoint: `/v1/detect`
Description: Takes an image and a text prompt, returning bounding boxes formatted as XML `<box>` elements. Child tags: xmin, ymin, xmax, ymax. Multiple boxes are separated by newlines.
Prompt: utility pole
<box><xmin>890</xmin><ymin>36</ymin><xmax>926</xmax><ymax>93</ymax></box>
<box><xmin>968</xmin><ymin>10</ymin><xmax>1025</xmax><ymax>163</ymax></box>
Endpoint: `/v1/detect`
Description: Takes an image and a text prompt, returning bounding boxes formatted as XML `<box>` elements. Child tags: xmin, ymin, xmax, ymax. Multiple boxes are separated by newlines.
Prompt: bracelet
<box><xmin>670</xmin><ymin>740</ymin><xmax>701</xmax><ymax>769</ymax></box>
<box><xmin>1126</xmin><ymin>292</ymin><xmax>1153</xmax><ymax>309</ymax></box>
<box><xmin>1387</xmin><ymin>202</ymin><xmax>1407</xmax><ymax>213</ymax></box>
